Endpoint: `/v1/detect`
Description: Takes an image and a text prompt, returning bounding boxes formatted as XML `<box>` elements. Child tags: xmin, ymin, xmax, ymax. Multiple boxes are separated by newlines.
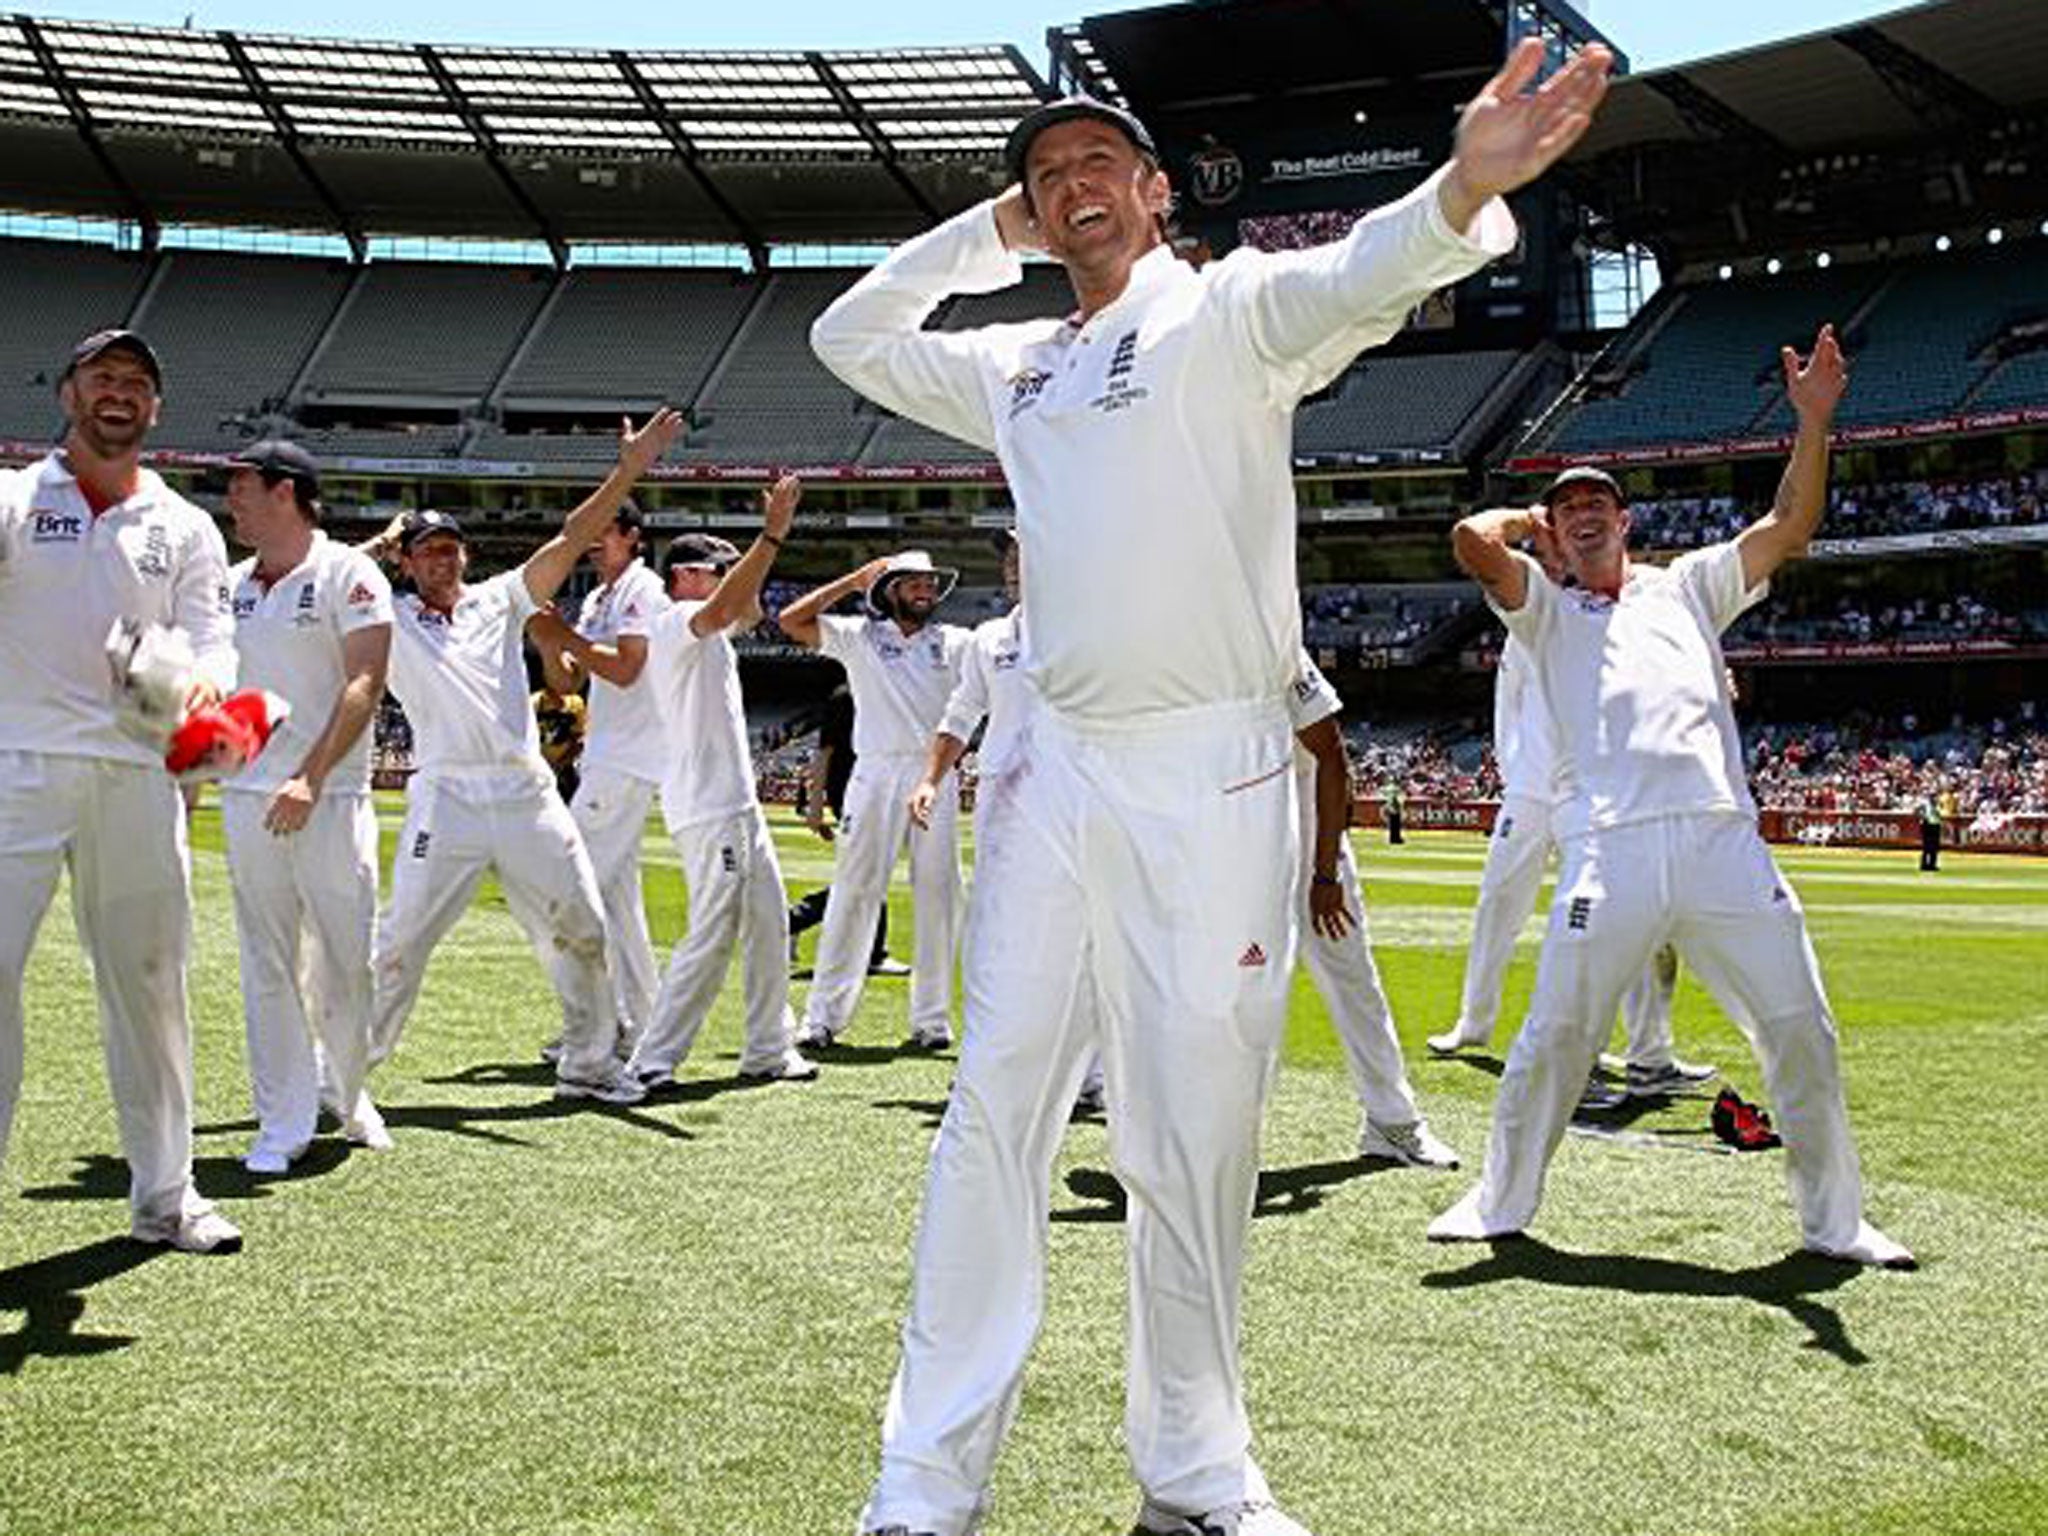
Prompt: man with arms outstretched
<box><xmin>813</xmin><ymin>39</ymin><xmax>1608</xmax><ymax>1536</ymax></box>
<box><xmin>1429</xmin><ymin>328</ymin><xmax>1912</xmax><ymax>1270</ymax></box>
<box><xmin>361</xmin><ymin>411</ymin><xmax>684</xmax><ymax>1104</ymax></box>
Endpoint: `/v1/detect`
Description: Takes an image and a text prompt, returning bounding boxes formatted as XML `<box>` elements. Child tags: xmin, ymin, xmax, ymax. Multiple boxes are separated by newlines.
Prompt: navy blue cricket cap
<box><xmin>399</xmin><ymin>508</ymin><xmax>466</xmax><ymax>551</ymax></box>
<box><xmin>230</xmin><ymin>438</ymin><xmax>322</xmax><ymax>503</ymax></box>
<box><xmin>1004</xmin><ymin>95</ymin><xmax>1159</xmax><ymax>186</ymax></box>
<box><xmin>63</xmin><ymin>328</ymin><xmax>163</xmax><ymax>391</ymax></box>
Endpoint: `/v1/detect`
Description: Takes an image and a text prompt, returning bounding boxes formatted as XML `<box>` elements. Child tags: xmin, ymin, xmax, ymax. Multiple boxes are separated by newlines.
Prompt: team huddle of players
<box><xmin>1</xmin><ymin>42</ymin><xmax>1917</xmax><ymax>1536</ymax></box>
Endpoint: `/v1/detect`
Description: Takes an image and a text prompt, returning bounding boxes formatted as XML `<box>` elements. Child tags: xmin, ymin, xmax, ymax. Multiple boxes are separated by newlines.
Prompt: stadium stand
<box><xmin>683</xmin><ymin>270</ymin><xmax>870</xmax><ymax>464</ymax></box>
<box><xmin>130</xmin><ymin>251</ymin><xmax>353</xmax><ymax>451</ymax></box>
<box><xmin>1295</xmin><ymin>349</ymin><xmax>1525</xmax><ymax>456</ymax></box>
<box><xmin>498</xmin><ymin>267</ymin><xmax>763</xmax><ymax>406</ymax></box>
<box><xmin>300</xmin><ymin>262</ymin><xmax>556</xmax><ymax>404</ymax></box>
<box><xmin>0</xmin><ymin>238</ymin><xmax>150</xmax><ymax>443</ymax></box>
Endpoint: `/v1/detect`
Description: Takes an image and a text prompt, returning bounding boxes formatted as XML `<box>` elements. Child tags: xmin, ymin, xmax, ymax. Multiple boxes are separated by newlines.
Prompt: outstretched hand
<box><xmin>1783</xmin><ymin>324</ymin><xmax>1848</xmax><ymax>424</ymax></box>
<box><xmin>617</xmin><ymin>407</ymin><xmax>688</xmax><ymax>479</ymax></box>
<box><xmin>762</xmin><ymin>474</ymin><xmax>801</xmax><ymax>541</ymax></box>
<box><xmin>1444</xmin><ymin>38</ymin><xmax>1611</xmax><ymax>225</ymax></box>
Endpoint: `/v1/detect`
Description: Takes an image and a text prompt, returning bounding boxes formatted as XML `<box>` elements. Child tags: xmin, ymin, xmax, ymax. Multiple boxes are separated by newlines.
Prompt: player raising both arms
<box><xmin>1430</xmin><ymin>326</ymin><xmax>1913</xmax><ymax>1270</ymax></box>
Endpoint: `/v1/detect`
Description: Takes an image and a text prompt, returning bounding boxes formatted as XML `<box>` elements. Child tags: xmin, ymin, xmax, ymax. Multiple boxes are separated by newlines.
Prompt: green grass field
<box><xmin>5</xmin><ymin>801</ymin><xmax>2047</xmax><ymax>1535</ymax></box>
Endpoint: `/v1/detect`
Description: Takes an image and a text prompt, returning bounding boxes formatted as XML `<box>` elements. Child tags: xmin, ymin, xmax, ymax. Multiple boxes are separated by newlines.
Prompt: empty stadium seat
<box><xmin>0</xmin><ymin>238</ymin><xmax>151</xmax><ymax>444</ymax></box>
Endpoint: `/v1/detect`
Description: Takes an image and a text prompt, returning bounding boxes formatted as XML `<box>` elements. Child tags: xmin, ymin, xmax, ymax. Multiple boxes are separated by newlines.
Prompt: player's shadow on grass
<box><xmin>0</xmin><ymin>1236</ymin><xmax>162</xmax><ymax>1375</ymax></box>
<box><xmin>1422</xmin><ymin>1237</ymin><xmax>1871</xmax><ymax>1365</ymax></box>
<box><xmin>1429</xmin><ymin>1052</ymin><xmax>1506</xmax><ymax>1080</ymax></box>
<box><xmin>1051</xmin><ymin>1157</ymin><xmax>1397</xmax><ymax>1225</ymax></box>
<box><xmin>20</xmin><ymin>1147</ymin><xmax>351</xmax><ymax>1205</ymax></box>
<box><xmin>813</xmin><ymin>1041</ymin><xmax>953</xmax><ymax>1067</ymax></box>
<box><xmin>383</xmin><ymin>1095</ymin><xmax>695</xmax><ymax>1148</ymax></box>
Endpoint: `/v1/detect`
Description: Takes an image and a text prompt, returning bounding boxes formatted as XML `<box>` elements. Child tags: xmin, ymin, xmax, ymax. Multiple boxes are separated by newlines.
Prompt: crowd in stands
<box><xmin>1625</xmin><ymin>466</ymin><xmax>2048</xmax><ymax>550</ymax></box>
<box><xmin>1747</xmin><ymin>712</ymin><xmax>2047</xmax><ymax>817</ymax></box>
<box><xmin>1727</xmin><ymin>590</ymin><xmax>2039</xmax><ymax>647</ymax></box>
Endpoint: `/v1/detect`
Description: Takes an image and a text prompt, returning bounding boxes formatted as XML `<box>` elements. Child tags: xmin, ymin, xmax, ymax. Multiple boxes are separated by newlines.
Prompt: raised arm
<box><xmin>776</xmin><ymin>557</ymin><xmax>890</xmax><ymax>650</ymax></box>
<box><xmin>521</xmin><ymin>409</ymin><xmax>686</xmax><ymax>608</ymax></box>
<box><xmin>1452</xmin><ymin>503</ymin><xmax>1553</xmax><ymax>612</ymax></box>
<box><xmin>1438</xmin><ymin>39</ymin><xmax>1611</xmax><ymax>235</ymax></box>
<box><xmin>692</xmin><ymin>475</ymin><xmax>801</xmax><ymax>639</ymax></box>
<box><xmin>810</xmin><ymin>204</ymin><xmax>1017</xmax><ymax>450</ymax></box>
<box><xmin>1736</xmin><ymin>325</ymin><xmax>1847</xmax><ymax>590</ymax></box>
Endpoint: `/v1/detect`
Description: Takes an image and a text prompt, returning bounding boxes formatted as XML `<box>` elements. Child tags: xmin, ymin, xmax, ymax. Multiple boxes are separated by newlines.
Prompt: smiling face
<box><xmin>402</xmin><ymin>531</ymin><xmax>469</xmax><ymax>611</ymax></box>
<box><xmin>885</xmin><ymin>571</ymin><xmax>942</xmax><ymax>628</ymax></box>
<box><xmin>60</xmin><ymin>350</ymin><xmax>160</xmax><ymax>459</ymax></box>
<box><xmin>1024</xmin><ymin>119</ymin><xmax>1170</xmax><ymax>294</ymax></box>
<box><xmin>1547</xmin><ymin>482</ymin><xmax>1631</xmax><ymax>589</ymax></box>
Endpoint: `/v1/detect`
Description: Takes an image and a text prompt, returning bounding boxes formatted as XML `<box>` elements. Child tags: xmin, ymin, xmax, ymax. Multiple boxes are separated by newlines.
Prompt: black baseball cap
<box><xmin>1540</xmin><ymin>466</ymin><xmax>1628</xmax><ymax>507</ymax></box>
<box><xmin>661</xmin><ymin>531</ymin><xmax>742</xmax><ymax>577</ymax></box>
<box><xmin>399</xmin><ymin>508</ymin><xmax>466</xmax><ymax>552</ymax></box>
<box><xmin>1004</xmin><ymin>95</ymin><xmax>1159</xmax><ymax>187</ymax></box>
<box><xmin>230</xmin><ymin>438</ymin><xmax>322</xmax><ymax>505</ymax></box>
<box><xmin>63</xmin><ymin>328</ymin><xmax>163</xmax><ymax>391</ymax></box>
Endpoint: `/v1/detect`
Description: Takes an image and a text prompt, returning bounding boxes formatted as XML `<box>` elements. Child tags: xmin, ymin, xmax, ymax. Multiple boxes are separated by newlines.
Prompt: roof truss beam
<box><xmin>613</xmin><ymin>51</ymin><xmax>769</xmax><ymax>270</ymax></box>
<box><xmin>16</xmin><ymin>14</ymin><xmax>158</xmax><ymax>250</ymax></box>
<box><xmin>219</xmin><ymin>31</ymin><xmax>365</xmax><ymax>262</ymax></box>
<box><xmin>417</xmin><ymin>42</ymin><xmax>567</xmax><ymax>267</ymax></box>
<box><xmin>1834</xmin><ymin>24</ymin><xmax>2006</xmax><ymax>138</ymax></box>
<box><xmin>806</xmin><ymin>52</ymin><xmax>940</xmax><ymax>222</ymax></box>
<box><xmin>1644</xmin><ymin>73</ymin><xmax>1787</xmax><ymax>159</ymax></box>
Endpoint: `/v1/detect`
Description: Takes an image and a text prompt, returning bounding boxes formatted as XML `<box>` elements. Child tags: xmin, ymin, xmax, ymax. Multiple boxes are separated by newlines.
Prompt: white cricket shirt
<box><xmin>224</xmin><ymin>532</ymin><xmax>393</xmax><ymax>797</ymax></box>
<box><xmin>575</xmin><ymin>559</ymin><xmax>668</xmax><ymax>784</ymax></box>
<box><xmin>645</xmin><ymin>600</ymin><xmax>756</xmax><ymax>829</ymax></box>
<box><xmin>385</xmin><ymin>569</ymin><xmax>545</xmax><ymax>783</ymax></box>
<box><xmin>0</xmin><ymin>453</ymin><xmax>235</xmax><ymax>765</ymax></box>
<box><xmin>813</xmin><ymin>168</ymin><xmax>1513</xmax><ymax>723</ymax></box>
<box><xmin>1494</xmin><ymin>543</ymin><xmax>1765</xmax><ymax>840</ymax></box>
<box><xmin>937</xmin><ymin>606</ymin><xmax>1030</xmax><ymax>777</ymax></box>
<box><xmin>1492</xmin><ymin>635</ymin><xmax>1560</xmax><ymax>804</ymax></box>
<box><xmin>816</xmin><ymin>613</ymin><xmax>967</xmax><ymax>760</ymax></box>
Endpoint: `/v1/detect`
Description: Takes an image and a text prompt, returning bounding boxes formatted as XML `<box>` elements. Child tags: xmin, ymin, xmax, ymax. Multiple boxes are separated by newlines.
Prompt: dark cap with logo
<box><xmin>1540</xmin><ymin>465</ymin><xmax>1628</xmax><ymax>507</ymax></box>
<box><xmin>661</xmin><ymin>531</ymin><xmax>742</xmax><ymax>577</ymax></box>
<box><xmin>399</xmin><ymin>508</ymin><xmax>467</xmax><ymax>552</ymax></box>
<box><xmin>230</xmin><ymin>438</ymin><xmax>322</xmax><ymax>505</ymax></box>
<box><xmin>63</xmin><ymin>328</ymin><xmax>163</xmax><ymax>391</ymax></box>
<box><xmin>1004</xmin><ymin>95</ymin><xmax>1159</xmax><ymax>187</ymax></box>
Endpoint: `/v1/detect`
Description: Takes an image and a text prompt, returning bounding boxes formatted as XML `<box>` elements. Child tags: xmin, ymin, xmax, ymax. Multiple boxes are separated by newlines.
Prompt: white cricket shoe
<box><xmin>1134</xmin><ymin>1499</ymin><xmax>1314</xmax><ymax>1535</ymax></box>
<box><xmin>243</xmin><ymin>1139</ymin><xmax>306</xmax><ymax>1176</ymax></box>
<box><xmin>794</xmin><ymin>1022</ymin><xmax>837</xmax><ymax>1051</ymax></box>
<box><xmin>1360</xmin><ymin>1117</ymin><xmax>1460</xmax><ymax>1169</ymax></box>
<box><xmin>1624</xmin><ymin>1057</ymin><xmax>1718</xmax><ymax>1098</ymax></box>
<box><xmin>554</xmin><ymin>1064</ymin><xmax>647</xmax><ymax>1105</ymax></box>
<box><xmin>738</xmin><ymin>1048</ymin><xmax>820</xmax><ymax>1083</ymax></box>
<box><xmin>1426</xmin><ymin>1021</ymin><xmax>1492</xmax><ymax>1055</ymax></box>
<box><xmin>133</xmin><ymin>1205</ymin><xmax>243</xmax><ymax>1255</ymax></box>
<box><xmin>1426</xmin><ymin>1185</ymin><xmax>1520</xmax><ymax>1243</ymax></box>
<box><xmin>343</xmin><ymin>1091</ymin><xmax>395</xmax><ymax>1152</ymax></box>
<box><xmin>1809</xmin><ymin>1219</ymin><xmax>1918</xmax><ymax>1271</ymax></box>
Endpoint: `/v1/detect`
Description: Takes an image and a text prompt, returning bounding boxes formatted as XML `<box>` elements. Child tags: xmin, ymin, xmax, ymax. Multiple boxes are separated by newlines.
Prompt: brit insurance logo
<box><xmin>30</xmin><ymin>508</ymin><xmax>84</xmax><ymax>543</ymax></box>
<box><xmin>1188</xmin><ymin>141</ymin><xmax>1244</xmax><ymax>208</ymax></box>
<box><xmin>1006</xmin><ymin>366</ymin><xmax>1053</xmax><ymax>421</ymax></box>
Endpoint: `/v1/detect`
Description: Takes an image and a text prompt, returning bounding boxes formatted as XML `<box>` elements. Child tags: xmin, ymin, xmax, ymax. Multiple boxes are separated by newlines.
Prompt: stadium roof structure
<box><xmin>1562</xmin><ymin>0</ymin><xmax>2048</xmax><ymax>264</ymax></box>
<box><xmin>0</xmin><ymin>13</ymin><xmax>1050</xmax><ymax>261</ymax></box>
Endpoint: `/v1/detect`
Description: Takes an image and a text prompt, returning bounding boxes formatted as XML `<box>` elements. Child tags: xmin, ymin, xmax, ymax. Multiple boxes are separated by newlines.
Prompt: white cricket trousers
<box><xmin>801</xmin><ymin>752</ymin><xmax>960</xmax><ymax>1042</ymax></box>
<box><xmin>629</xmin><ymin>804</ymin><xmax>798</xmax><ymax>1077</ymax></box>
<box><xmin>863</xmin><ymin>697</ymin><xmax>1298</xmax><ymax>1536</ymax></box>
<box><xmin>1303</xmin><ymin>831</ymin><xmax>1420</xmax><ymax>1128</ymax></box>
<box><xmin>368</xmin><ymin>774</ymin><xmax>617</xmax><ymax>1083</ymax></box>
<box><xmin>0</xmin><ymin>751</ymin><xmax>211</xmax><ymax>1230</ymax></box>
<box><xmin>1451</xmin><ymin>792</ymin><xmax>1554</xmax><ymax>1042</ymax></box>
<box><xmin>1457</xmin><ymin>813</ymin><xmax>1869</xmax><ymax>1250</ymax></box>
<box><xmin>220</xmin><ymin>788</ymin><xmax>378</xmax><ymax>1156</ymax></box>
<box><xmin>571</xmin><ymin>765</ymin><xmax>659</xmax><ymax>1042</ymax></box>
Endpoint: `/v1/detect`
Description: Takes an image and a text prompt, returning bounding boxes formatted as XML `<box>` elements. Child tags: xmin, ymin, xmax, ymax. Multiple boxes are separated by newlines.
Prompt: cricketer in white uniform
<box><xmin>814</xmin><ymin>43</ymin><xmax>1607</xmax><ymax>1533</ymax></box>
<box><xmin>1286</xmin><ymin>651</ymin><xmax>1458</xmax><ymax>1168</ymax></box>
<box><xmin>362</xmin><ymin>411</ymin><xmax>684</xmax><ymax>1104</ymax></box>
<box><xmin>624</xmin><ymin>481</ymin><xmax>817</xmax><ymax>1087</ymax></box>
<box><xmin>220</xmin><ymin>439</ymin><xmax>395</xmax><ymax>1173</ymax></box>
<box><xmin>0</xmin><ymin>329</ymin><xmax>241</xmax><ymax>1253</ymax></box>
<box><xmin>1430</xmin><ymin>327</ymin><xmax>1913</xmax><ymax>1270</ymax></box>
<box><xmin>1429</xmin><ymin>631</ymin><xmax>1716</xmax><ymax>1101</ymax></box>
<box><xmin>779</xmin><ymin>551</ymin><xmax>968</xmax><ymax>1051</ymax></box>
<box><xmin>531</xmin><ymin>504</ymin><xmax>666</xmax><ymax>1051</ymax></box>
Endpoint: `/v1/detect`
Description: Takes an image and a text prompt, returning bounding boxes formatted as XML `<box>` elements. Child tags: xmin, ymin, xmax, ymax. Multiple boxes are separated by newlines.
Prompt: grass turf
<box><xmin>4</xmin><ymin>804</ymin><xmax>2046</xmax><ymax>1535</ymax></box>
